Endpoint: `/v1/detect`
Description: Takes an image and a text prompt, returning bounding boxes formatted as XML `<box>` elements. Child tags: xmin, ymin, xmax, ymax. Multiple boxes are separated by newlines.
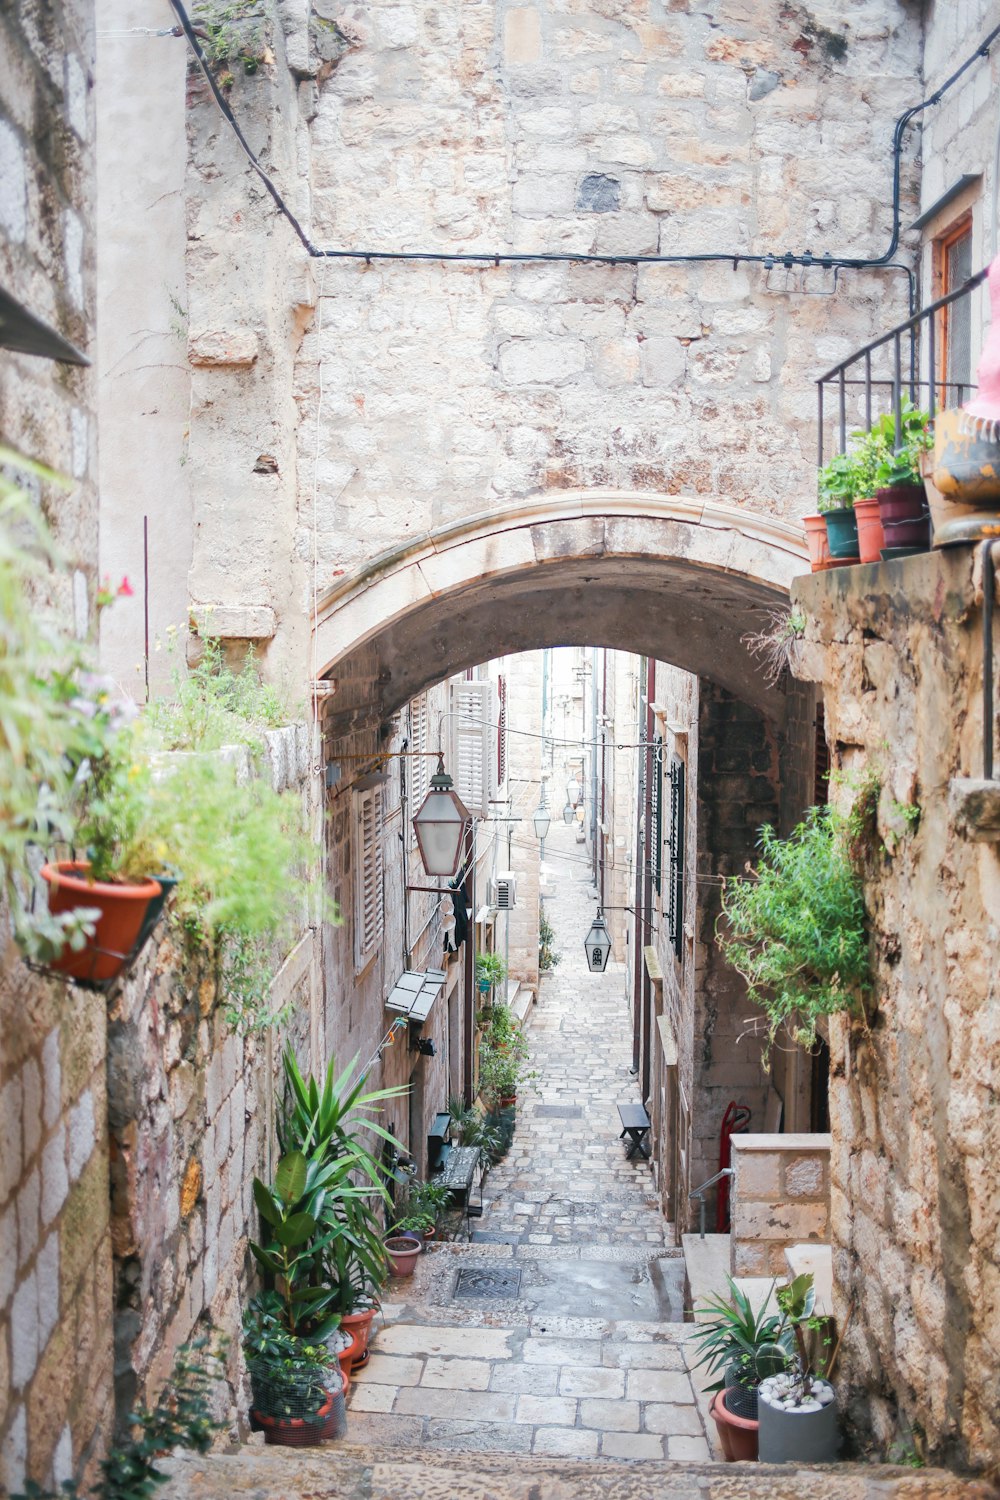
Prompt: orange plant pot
<box><xmin>853</xmin><ymin>495</ymin><xmax>884</xmax><ymax>564</ymax></box>
<box><xmin>341</xmin><ymin>1308</ymin><xmax>376</xmax><ymax>1369</ymax></box>
<box><xmin>41</xmin><ymin>862</ymin><xmax>162</xmax><ymax>983</ymax></box>
<box><xmin>802</xmin><ymin>514</ymin><xmax>832</xmax><ymax>572</ymax></box>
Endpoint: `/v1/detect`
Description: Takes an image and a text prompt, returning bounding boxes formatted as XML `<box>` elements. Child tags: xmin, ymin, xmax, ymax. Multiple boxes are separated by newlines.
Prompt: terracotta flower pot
<box><xmin>853</xmin><ymin>495</ymin><xmax>884</xmax><ymax>564</ymax></box>
<box><xmin>341</xmin><ymin>1308</ymin><xmax>377</xmax><ymax>1369</ymax></box>
<box><xmin>802</xmin><ymin>514</ymin><xmax>832</xmax><ymax>572</ymax></box>
<box><xmin>876</xmin><ymin>483</ymin><xmax>930</xmax><ymax>551</ymax></box>
<box><xmin>384</xmin><ymin>1235</ymin><xmax>422</xmax><ymax>1277</ymax></box>
<box><xmin>334</xmin><ymin>1329</ymin><xmax>360</xmax><ymax>1389</ymax></box>
<box><xmin>319</xmin><ymin>1368</ymin><xmax>350</xmax><ymax>1440</ymax></box>
<box><xmin>710</xmin><ymin>1388</ymin><xmax>760</xmax><ymax>1462</ymax></box>
<box><xmin>822</xmin><ymin>507</ymin><xmax>860</xmax><ymax>561</ymax></box>
<box><xmin>40</xmin><ymin>862</ymin><xmax>162</xmax><ymax>984</ymax></box>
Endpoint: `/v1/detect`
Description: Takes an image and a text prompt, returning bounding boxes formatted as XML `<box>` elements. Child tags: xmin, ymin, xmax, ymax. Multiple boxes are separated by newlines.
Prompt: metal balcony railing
<box><xmin>815</xmin><ymin>265</ymin><xmax>989</xmax><ymax>463</ymax></box>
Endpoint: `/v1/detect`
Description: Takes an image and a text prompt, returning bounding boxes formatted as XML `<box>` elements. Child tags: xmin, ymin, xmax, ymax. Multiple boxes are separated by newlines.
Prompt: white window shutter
<box><xmin>354</xmin><ymin>785</ymin><xmax>384</xmax><ymax>970</ymax></box>
<box><xmin>409</xmin><ymin>693</ymin><xmax>431</xmax><ymax>824</ymax></box>
<box><xmin>450</xmin><ymin>680</ymin><xmax>491</xmax><ymax>818</ymax></box>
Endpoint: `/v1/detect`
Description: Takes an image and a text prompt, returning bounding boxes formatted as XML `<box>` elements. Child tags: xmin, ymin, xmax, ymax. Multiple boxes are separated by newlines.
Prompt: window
<box><xmin>666</xmin><ymin>755</ymin><xmax>685</xmax><ymax>960</ymax></box>
<box><xmin>496</xmin><ymin>675</ymin><xmax>507</xmax><ymax>787</ymax></box>
<box><xmin>450</xmin><ymin>679</ymin><xmax>492</xmax><ymax>817</ymax></box>
<box><xmin>353</xmin><ymin>784</ymin><xmax>384</xmax><ymax>970</ymax></box>
<box><xmin>935</xmin><ymin>213</ymin><xmax>974</xmax><ymax>405</ymax></box>
<box><xmin>651</xmin><ymin>735</ymin><xmax>663</xmax><ymax>895</ymax></box>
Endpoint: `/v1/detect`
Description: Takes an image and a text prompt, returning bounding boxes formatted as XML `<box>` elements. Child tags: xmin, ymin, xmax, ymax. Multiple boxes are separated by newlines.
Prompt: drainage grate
<box><xmin>454</xmin><ymin>1266</ymin><xmax>523</xmax><ymax>1299</ymax></box>
<box><xmin>534</xmin><ymin>1105</ymin><xmax>582</xmax><ymax>1118</ymax></box>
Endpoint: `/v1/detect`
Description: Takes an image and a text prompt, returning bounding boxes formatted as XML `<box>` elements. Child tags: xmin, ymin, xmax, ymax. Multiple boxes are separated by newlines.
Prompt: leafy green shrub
<box><xmin>718</xmin><ymin>806</ymin><xmax>869</xmax><ymax>1057</ymax></box>
<box><xmin>538</xmin><ymin>910</ymin><xmax>560</xmax><ymax>971</ymax></box>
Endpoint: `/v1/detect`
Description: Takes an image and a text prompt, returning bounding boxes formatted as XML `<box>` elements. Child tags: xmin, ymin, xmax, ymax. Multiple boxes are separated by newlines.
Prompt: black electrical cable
<box><xmin>168</xmin><ymin>0</ymin><xmax>997</xmax><ymax>311</ymax></box>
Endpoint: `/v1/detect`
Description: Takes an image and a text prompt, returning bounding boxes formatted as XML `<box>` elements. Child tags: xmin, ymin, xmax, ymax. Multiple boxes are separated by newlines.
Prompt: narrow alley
<box><xmin>343</xmin><ymin>819</ymin><xmax>707</xmax><ymax>1462</ymax></box>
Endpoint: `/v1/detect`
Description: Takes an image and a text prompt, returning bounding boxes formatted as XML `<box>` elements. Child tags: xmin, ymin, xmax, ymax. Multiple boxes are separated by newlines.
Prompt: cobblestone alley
<box><xmin>343</xmin><ymin>821</ymin><xmax>708</xmax><ymax>1462</ymax></box>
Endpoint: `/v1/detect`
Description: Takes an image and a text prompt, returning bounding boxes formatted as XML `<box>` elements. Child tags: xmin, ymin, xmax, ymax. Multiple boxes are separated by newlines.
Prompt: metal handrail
<box><xmin>689</xmin><ymin>1166</ymin><xmax>733</xmax><ymax>1241</ymax></box>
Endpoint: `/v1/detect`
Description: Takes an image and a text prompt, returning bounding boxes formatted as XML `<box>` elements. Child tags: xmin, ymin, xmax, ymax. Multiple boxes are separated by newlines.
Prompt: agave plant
<box><xmin>688</xmin><ymin>1276</ymin><xmax>790</xmax><ymax>1395</ymax></box>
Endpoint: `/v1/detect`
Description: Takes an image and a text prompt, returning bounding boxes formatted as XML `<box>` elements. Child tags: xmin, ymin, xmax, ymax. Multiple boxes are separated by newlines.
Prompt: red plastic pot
<box><xmin>853</xmin><ymin>495</ymin><xmax>884</xmax><ymax>564</ymax></box>
<box><xmin>710</xmin><ymin>1388</ymin><xmax>759</xmax><ymax>1462</ymax></box>
<box><xmin>254</xmin><ymin>1394</ymin><xmax>335</xmax><ymax>1448</ymax></box>
<box><xmin>41</xmin><ymin>862</ymin><xmax>162</xmax><ymax>983</ymax></box>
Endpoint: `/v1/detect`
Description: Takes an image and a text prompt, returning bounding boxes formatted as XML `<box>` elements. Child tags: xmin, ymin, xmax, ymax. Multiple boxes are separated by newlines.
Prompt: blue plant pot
<box><xmin>822</xmin><ymin>508</ymin><xmax>859</xmax><ymax>560</ymax></box>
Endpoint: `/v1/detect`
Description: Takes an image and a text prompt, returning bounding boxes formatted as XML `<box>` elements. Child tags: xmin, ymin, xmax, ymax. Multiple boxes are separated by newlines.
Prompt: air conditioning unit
<box><xmin>490</xmin><ymin>873</ymin><xmax>517</xmax><ymax>910</ymax></box>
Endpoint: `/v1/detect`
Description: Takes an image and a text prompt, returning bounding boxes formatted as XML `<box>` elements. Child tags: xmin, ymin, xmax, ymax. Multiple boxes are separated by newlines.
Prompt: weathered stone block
<box><xmin>188</xmin><ymin>330</ymin><xmax>260</xmax><ymax>367</ymax></box>
<box><xmin>784</xmin><ymin>1155</ymin><xmax>827</xmax><ymax>1198</ymax></box>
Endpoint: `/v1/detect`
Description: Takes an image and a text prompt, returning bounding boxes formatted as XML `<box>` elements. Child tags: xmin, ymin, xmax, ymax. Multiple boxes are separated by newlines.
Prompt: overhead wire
<box><xmin>162</xmin><ymin>0</ymin><xmax>1000</xmax><ymax>316</ymax></box>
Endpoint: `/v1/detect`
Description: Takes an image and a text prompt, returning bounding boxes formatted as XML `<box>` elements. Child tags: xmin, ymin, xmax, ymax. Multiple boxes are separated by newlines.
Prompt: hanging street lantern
<box><xmin>584</xmin><ymin>910</ymin><xmax>611</xmax><ymax>973</ymax></box>
<box><xmin>412</xmin><ymin>755</ymin><xmax>471</xmax><ymax>877</ymax></box>
<box><xmin>532</xmin><ymin>802</ymin><xmax>551</xmax><ymax>840</ymax></box>
<box><xmin>566</xmin><ymin>777</ymin><xmax>581</xmax><ymax>807</ymax></box>
<box><xmin>562</xmin><ymin>802</ymin><xmax>575</xmax><ymax>825</ymax></box>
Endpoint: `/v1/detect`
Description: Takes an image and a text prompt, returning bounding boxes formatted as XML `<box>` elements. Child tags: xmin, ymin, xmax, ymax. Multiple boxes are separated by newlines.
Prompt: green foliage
<box><xmin>742</xmin><ymin>607</ymin><xmax>808</xmax><ymax>689</ymax></box>
<box><xmin>145</xmin><ymin>635</ymin><xmax>286</xmax><ymax>754</ymax></box>
<box><xmin>872</xmin><ymin>401</ymin><xmax>932</xmax><ymax>489</ymax></box>
<box><xmin>192</xmin><ymin>0</ymin><xmax>267</xmax><ymax>74</ymax></box>
<box><xmin>688</xmin><ymin>1276</ymin><xmax>790</xmax><ymax>1392</ymax></box>
<box><xmin>241</xmin><ymin>1309</ymin><xmax>334</xmax><ymax>1421</ymax></box>
<box><xmin>0</xmin><ymin>447</ymin><xmax>121</xmax><ymax>960</ymax></box>
<box><xmin>718</xmin><ymin>806</ymin><xmax>869</xmax><ymax>1059</ymax></box>
<box><xmin>538</xmin><ymin>909</ymin><xmax>560</xmax><ymax>972</ymax></box>
<box><xmin>12</xmin><ymin>1336</ymin><xmax>225</xmax><ymax>1500</ymax></box>
<box><xmin>475</xmin><ymin>950</ymin><xmax>508</xmax><ymax>991</ymax></box>
<box><xmin>816</xmin><ymin>400</ymin><xmax>931</xmax><ymax>510</ymax></box>
<box><xmin>773</xmin><ymin>1272</ymin><xmax>833</xmax><ymax>1399</ymax></box>
<box><xmin>447</xmin><ymin>1094</ymin><xmax>507</xmax><ymax>1166</ymax></box>
<box><xmin>477</xmin><ymin>1000</ymin><xmax>536</xmax><ymax>1106</ymax></box>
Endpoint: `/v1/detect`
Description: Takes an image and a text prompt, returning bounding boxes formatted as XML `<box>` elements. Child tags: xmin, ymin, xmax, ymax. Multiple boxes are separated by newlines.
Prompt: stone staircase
<box><xmin>160</xmin><ymin>1444</ymin><xmax>994</xmax><ymax>1499</ymax></box>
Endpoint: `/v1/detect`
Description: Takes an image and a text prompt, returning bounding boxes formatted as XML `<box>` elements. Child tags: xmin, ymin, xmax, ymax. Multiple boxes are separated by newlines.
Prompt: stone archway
<box><xmin>314</xmin><ymin>490</ymin><xmax>807</xmax><ymax>721</ymax></box>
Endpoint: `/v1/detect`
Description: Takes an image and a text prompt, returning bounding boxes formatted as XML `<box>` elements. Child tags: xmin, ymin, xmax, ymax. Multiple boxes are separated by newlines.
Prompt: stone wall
<box><xmin>296</xmin><ymin>0</ymin><xmax>921</xmax><ymax>603</ymax></box>
<box><xmin>0</xmin><ymin>1</ymin><xmax>110</xmax><ymax>1491</ymax></box>
<box><xmin>729</xmin><ymin>1132</ymin><xmax>831</xmax><ymax>1277</ymax></box>
<box><xmin>793</xmin><ymin>549</ymin><xmax>1000</xmax><ymax>1472</ymax></box>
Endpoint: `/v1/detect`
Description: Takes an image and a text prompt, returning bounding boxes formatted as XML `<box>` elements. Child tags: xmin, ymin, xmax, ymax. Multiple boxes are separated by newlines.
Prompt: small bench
<box><xmin>617</xmin><ymin>1102</ymin><xmax>651</xmax><ymax>1160</ymax></box>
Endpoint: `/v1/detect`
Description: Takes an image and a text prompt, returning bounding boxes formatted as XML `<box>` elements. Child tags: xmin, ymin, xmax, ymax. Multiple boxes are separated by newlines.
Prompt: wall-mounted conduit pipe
<box><xmin>165</xmin><ymin>0</ymin><xmax>999</xmax><ymax>311</ymax></box>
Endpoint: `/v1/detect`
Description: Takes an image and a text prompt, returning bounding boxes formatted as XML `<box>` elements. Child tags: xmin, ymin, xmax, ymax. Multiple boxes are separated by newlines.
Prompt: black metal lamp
<box><xmin>412</xmin><ymin>755</ymin><xmax>471</xmax><ymax>877</ymax></box>
<box><xmin>584</xmin><ymin>910</ymin><xmax>611</xmax><ymax>973</ymax></box>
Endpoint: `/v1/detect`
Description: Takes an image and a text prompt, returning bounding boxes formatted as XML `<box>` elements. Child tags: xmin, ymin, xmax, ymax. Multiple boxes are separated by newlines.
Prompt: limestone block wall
<box><xmin>296</xmin><ymin>0</ymin><xmax>921</xmax><ymax>595</ymax></box>
<box><xmin>0</xmin><ymin>1</ymin><xmax>111</xmax><ymax>1491</ymax></box>
<box><xmin>793</xmin><ymin>550</ymin><xmax>1000</xmax><ymax>1472</ymax></box>
<box><xmin>729</xmin><ymin>1132</ymin><xmax>831</xmax><ymax>1277</ymax></box>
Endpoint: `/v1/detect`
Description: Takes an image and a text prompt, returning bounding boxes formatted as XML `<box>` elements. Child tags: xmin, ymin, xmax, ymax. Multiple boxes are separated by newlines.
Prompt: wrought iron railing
<box><xmin>815</xmin><ymin>266</ymin><xmax>989</xmax><ymax>464</ymax></box>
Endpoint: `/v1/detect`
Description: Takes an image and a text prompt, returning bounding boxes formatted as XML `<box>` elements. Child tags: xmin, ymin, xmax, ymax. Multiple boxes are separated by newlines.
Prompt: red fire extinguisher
<box><xmin>717</xmin><ymin>1101</ymin><xmax>751</xmax><ymax>1232</ymax></box>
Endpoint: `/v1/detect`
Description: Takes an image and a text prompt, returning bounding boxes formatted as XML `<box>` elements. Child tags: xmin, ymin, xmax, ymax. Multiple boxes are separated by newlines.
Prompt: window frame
<box><xmin>353</xmin><ymin>783</ymin><xmax>384</xmax><ymax>972</ymax></box>
<box><xmin>933</xmin><ymin>209</ymin><xmax>974</xmax><ymax>408</ymax></box>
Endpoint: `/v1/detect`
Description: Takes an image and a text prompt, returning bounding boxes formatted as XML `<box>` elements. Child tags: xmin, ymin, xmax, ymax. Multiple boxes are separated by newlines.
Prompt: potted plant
<box><xmin>688</xmin><ymin>1276</ymin><xmax>790</xmax><ymax>1460</ymax></box>
<box><xmin>475</xmin><ymin>949</ymin><xmax>507</xmax><ymax>996</ymax></box>
<box><xmin>873</xmin><ymin>401</ymin><xmax>932</xmax><ymax>554</ymax></box>
<box><xmin>383</xmin><ymin>1231</ymin><xmax>423</xmax><ymax>1276</ymax></box>
<box><xmin>718</xmin><ymin>804</ymin><xmax>869</xmax><ymax>1064</ymax></box>
<box><xmin>242</xmin><ymin>1311</ymin><xmax>343</xmax><ymax>1447</ymax></box>
<box><xmin>757</xmin><ymin>1274</ymin><xmax>840</xmax><ymax>1464</ymax></box>
<box><xmin>816</xmin><ymin>452</ymin><xmax>861</xmax><ymax>563</ymax></box>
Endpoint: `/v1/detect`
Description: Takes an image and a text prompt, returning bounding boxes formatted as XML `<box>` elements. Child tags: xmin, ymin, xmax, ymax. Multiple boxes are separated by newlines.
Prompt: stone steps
<box><xmin>160</xmin><ymin>1444</ymin><xmax>994</xmax><ymax>1499</ymax></box>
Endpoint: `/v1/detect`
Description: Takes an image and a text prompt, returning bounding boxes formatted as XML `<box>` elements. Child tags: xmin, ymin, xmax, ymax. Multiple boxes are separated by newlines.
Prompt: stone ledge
<box><xmin>949</xmin><ymin>778</ymin><xmax>1000</xmax><ymax>842</ymax></box>
<box><xmin>731</xmin><ymin>1132</ymin><xmax>832</xmax><ymax>1153</ymax></box>
<box><xmin>190</xmin><ymin>605</ymin><xmax>276</xmax><ymax>640</ymax></box>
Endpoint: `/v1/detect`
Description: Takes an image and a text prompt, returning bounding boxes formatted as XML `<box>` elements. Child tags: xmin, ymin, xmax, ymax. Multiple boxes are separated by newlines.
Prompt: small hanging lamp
<box><xmin>584</xmin><ymin>909</ymin><xmax>611</xmax><ymax>973</ymax></box>
<box><xmin>412</xmin><ymin>755</ymin><xmax>471</xmax><ymax>877</ymax></box>
<box><xmin>562</xmin><ymin>802</ymin><xmax>575</xmax><ymax>825</ymax></box>
<box><xmin>532</xmin><ymin>801</ymin><xmax>551</xmax><ymax>840</ymax></box>
<box><xmin>566</xmin><ymin>777</ymin><xmax>581</xmax><ymax>807</ymax></box>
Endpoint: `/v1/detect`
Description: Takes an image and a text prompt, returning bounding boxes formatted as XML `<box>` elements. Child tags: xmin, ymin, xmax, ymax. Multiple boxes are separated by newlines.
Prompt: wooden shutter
<box><xmin>652</xmin><ymin>735</ymin><xmax>663</xmax><ymax>895</ymax></box>
<box><xmin>410</xmin><ymin>693</ymin><xmax>431</xmax><ymax>815</ymax></box>
<box><xmin>496</xmin><ymin>676</ymin><xmax>507</xmax><ymax>787</ymax></box>
<box><xmin>667</xmin><ymin>756</ymin><xmax>685</xmax><ymax>960</ymax></box>
<box><xmin>354</xmin><ymin>785</ymin><xmax>384</xmax><ymax>970</ymax></box>
<box><xmin>450</xmin><ymin>680</ymin><xmax>492</xmax><ymax>817</ymax></box>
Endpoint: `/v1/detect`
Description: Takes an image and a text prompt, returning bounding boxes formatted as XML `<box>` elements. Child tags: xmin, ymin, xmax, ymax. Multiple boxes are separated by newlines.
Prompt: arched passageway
<box><xmin>314</xmin><ymin>491</ymin><xmax>807</xmax><ymax>722</ymax></box>
<box><xmin>312</xmin><ymin>490</ymin><xmax>820</xmax><ymax>1227</ymax></box>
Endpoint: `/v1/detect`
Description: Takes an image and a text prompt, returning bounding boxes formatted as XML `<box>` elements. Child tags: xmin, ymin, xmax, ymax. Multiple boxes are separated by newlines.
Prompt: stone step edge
<box><xmin>162</xmin><ymin>1446</ymin><xmax>992</xmax><ymax>1497</ymax></box>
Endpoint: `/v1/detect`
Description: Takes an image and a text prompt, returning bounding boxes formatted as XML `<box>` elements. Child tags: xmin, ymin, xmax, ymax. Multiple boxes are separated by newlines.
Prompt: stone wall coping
<box><xmin>316</xmin><ymin>490</ymin><xmax>809</xmax><ymax>622</ymax></box>
<box><xmin>732</xmin><ymin>1132</ymin><xmax>831</xmax><ymax>1153</ymax></box>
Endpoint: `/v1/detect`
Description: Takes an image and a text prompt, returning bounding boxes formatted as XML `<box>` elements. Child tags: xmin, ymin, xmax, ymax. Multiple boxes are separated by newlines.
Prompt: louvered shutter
<box><xmin>450</xmin><ymin>680</ymin><xmax>492</xmax><ymax>818</ymax></box>
<box><xmin>354</xmin><ymin>785</ymin><xmax>384</xmax><ymax>970</ymax></box>
<box><xmin>410</xmin><ymin>693</ymin><xmax>431</xmax><ymax>819</ymax></box>
<box><xmin>496</xmin><ymin>676</ymin><xmax>507</xmax><ymax>787</ymax></box>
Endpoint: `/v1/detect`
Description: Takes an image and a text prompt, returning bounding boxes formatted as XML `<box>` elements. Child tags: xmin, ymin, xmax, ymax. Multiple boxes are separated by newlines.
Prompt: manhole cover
<box><xmin>534</xmin><ymin>1105</ymin><xmax>582</xmax><ymax>1118</ymax></box>
<box><xmin>454</xmin><ymin>1266</ymin><xmax>523</xmax><ymax>1299</ymax></box>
